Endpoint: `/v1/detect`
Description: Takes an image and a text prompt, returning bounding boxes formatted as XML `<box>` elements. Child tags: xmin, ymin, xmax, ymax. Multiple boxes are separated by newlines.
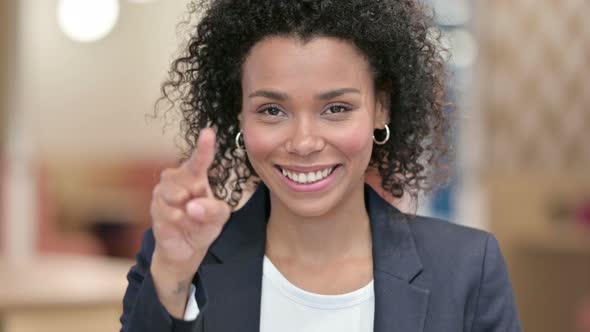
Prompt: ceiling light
<box><xmin>57</xmin><ymin>0</ymin><xmax>120</xmax><ymax>43</ymax></box>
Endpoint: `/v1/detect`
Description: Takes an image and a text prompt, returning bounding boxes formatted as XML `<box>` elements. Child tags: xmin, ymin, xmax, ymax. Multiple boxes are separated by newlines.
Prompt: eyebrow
<box><xmin>248</xmin><ymin>88</ymin><xmax>360</xmax><ymax>101</ymax></box>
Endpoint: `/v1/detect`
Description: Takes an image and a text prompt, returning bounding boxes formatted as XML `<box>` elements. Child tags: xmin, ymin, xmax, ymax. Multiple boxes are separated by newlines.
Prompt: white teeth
<box><xmin>308</xmin><ymin>172</ymin><xmax>316</xmax><ymax>182</ymax></box>
<box><xmin>281</xmin><ymin>166</ymin><xmax>335</xmax><ymax>184</ymax></box>
<box><xmin>298</xmin><ymin>173</ymin><xmax>308</xmax><ymax>183</ymax></box>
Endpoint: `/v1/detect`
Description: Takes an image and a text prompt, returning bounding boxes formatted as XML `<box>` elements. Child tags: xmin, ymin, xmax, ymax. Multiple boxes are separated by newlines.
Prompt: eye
<box><xmin>257</xmin><ymin>105</ymin><xmax>286</xmax><ymax>117</ymax></box>
<box><xmin>323</xmin><ymin>104</ymin><xmax>352</xmax><ymax>115</ymax></box>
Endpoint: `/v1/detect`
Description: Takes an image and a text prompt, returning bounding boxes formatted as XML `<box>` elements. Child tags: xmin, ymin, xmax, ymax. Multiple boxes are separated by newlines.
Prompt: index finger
<box><xmin>187</xmin><ymin>127</ymin><xmax>217</xmax><ymax>177</ymax></box>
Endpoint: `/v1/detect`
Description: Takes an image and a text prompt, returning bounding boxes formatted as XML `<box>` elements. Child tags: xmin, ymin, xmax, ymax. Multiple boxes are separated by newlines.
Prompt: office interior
<box><xmin>0</xmin><ymin>1</ymin><xmax>589</xmax><ymax>331</ymax></box>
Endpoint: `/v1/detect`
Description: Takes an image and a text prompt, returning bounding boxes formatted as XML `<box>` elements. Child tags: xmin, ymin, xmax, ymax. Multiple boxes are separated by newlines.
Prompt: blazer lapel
<box><xmin>198</xmin><ymin>184</ymin><xmax>270</xmax><ymax>332</ymax></box>
<box><xmin>197</xmin><ymin>184</ymin><xmax>430</xmax><ymax>332</ymax></box>
<box><xmin>367</xmin><ymin>186</ymin><xmax>430</xmax><ymax>332</ymax></box>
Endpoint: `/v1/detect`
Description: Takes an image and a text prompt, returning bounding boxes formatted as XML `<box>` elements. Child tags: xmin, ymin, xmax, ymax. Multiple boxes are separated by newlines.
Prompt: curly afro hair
<box><xmin>159</xmin><ymin>0</ymin><xmax>451</xmax><ymax>208</ymax></box>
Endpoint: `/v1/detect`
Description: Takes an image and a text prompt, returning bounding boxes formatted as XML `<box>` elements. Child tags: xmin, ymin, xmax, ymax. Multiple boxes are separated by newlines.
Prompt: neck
<box><xmin>265</xmin><ymin>182</ymin><xmax>372</xmax><ymax>265</ymax></box>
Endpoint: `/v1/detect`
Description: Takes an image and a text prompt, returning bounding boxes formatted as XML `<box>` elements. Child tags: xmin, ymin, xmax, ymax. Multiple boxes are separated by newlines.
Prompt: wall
<box><xmin>2</xmin><ymin>0</ymin><xmax>192</xmax><ymax>257</ymax></box>
<box><xmin>19</xmin><ymin>0</ymin><xmax>187</xmax><ymax>164</ymax></box>
<box><xmin>0</xmin><ymin>0</ymin><xmax>19</xmax><ymax>255</ymax></box>
<box><xmin>474</xmin><ymin>0</ymin><xmax>590</xmax><ymax>330</ymax></box>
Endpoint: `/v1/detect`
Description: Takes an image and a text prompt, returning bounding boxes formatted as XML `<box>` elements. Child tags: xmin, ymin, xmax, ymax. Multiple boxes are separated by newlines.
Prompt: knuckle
<box><xmin>164</xmin><ymin>187</ymin><xmax>186</xmax><ymax>204</ymax></box>
<box><xmin>176</xmin><ymin>188</ymin><xmax>190</xmax><ymax>202</ymax></box>
<box><xmin>150</xmin><ymin>199</ymin><xmax>166</xmax><ymax>222</ymax></box>
<box><xmin>152</xmin><ymin>221</ymin><xmax>165</xmax><ymax>234</ymax></box>
<box><xmin>160</xmin><ymin>168</ymin><xmax>177</xmax><ymax>181</ymax></box>
<box><xmin>168</xmin><ymin>209</ymin><xmax>184</xmax><ymax>223</ymax></box>
<box><xmin>189</xmin><ymin>181</ymin><xmax>207</xmax><ymax>195</ymax></box>
<box><xmin>151</xmin><ymin>184</ymin><xmax>161</xmax><ymax>198</ymax></box>
<box><xmin>154</xmin><ymin>182</ymin><xmax>189</xmax><ymax>205</ymax></box>
<box><xmin>149</xmin><ymin>200</ymin><xmax>158</xmax><ymax>218</ymax></box>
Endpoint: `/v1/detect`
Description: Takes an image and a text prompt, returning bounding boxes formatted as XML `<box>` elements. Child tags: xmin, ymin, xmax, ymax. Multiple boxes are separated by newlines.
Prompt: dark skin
<box><xmin>150</xmin><ymin>128</ymin><xmax>230</xmax><ymax>318</ymax></box>
<box><xmin>160</xmin><ymin>0</ymin><xmax>449</xmax><ymax>210</ymax></box>
<box><xmin>152</xmin><ymin>0</ymin><xmax>450</xmax><ymax>318</ymax></box>
<box><xmin>241</xmin><ymin>36</ymin><xmax>387</xmax><ymax>294</ymax></box>
<box><xmin>150</xmin><ymin>36</ymin><xmax>389</xmax><ymax>318</ymax></box>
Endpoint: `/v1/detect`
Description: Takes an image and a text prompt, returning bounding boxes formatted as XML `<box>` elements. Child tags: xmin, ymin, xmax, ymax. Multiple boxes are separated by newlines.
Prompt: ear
<box><xmin>374</xmin><ymin>88</ymin><xmax>390</xmax><ymax>129</ymax></box>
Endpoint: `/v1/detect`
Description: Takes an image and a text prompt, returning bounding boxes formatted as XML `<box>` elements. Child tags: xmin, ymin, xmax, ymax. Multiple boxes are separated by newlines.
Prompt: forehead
<box><xmin>241</xmin><ymin>36</ymin><xmax>374</xmax><ymax>93</ymax></box>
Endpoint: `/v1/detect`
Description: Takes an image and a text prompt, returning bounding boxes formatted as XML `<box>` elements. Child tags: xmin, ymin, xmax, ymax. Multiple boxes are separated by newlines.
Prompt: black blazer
<box><xmin>120</xmin><ymin>184</ymin><xmax>520</xmax><ymax>332</ymax></box>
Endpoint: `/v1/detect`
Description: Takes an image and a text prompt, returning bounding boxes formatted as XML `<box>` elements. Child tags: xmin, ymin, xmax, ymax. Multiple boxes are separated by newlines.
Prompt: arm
<box><xmin>120</xmin><ymin>128</ymin><xmax>228</xmax><ymax>331</ymax></box>
<box><xmin>120</xmin><ymin>230</ymin><xmax>206</xmax><ymax>332</ymax></box>
<box><xmin>470</xmin><ymin>234</ymin><xmax>521</xmax><ymax>332</ymax></box>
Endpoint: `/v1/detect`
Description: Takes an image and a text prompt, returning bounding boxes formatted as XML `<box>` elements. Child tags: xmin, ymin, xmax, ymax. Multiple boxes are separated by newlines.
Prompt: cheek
<box><xmin>329</xmin><ymin>120</ymin><xmax>374</xmax><ymax>158</ymax></box>
<box><xmin>242</xmin><ymin>125</ymin><xmax>281</xmax><ymax>161</ymax></box>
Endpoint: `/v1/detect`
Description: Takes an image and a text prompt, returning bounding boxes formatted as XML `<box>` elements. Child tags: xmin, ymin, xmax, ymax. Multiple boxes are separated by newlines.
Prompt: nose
<box><xmin>285</xmin><ymin>118</ymin><xmax>325</xmax><ymax>156</ymax></box>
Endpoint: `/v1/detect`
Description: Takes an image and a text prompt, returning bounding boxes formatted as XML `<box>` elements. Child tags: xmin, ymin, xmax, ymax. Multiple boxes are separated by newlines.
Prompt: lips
<box><xmin>276</xmin><ymin>164</ymin><xmax>340</xmax><ymax>185</ymax></box>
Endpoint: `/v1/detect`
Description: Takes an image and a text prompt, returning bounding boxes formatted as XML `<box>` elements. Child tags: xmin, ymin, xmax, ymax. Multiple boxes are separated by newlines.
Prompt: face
<box><xmin>239</xmin><ymin>36</ymin><xmax>388</xmax><ymax>217</ymax></box>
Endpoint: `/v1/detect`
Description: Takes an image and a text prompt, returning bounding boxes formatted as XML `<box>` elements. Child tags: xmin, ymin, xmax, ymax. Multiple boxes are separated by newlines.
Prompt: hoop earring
<box><xmin>372</xmin><ymin>124</ymin><xmax>390</xmax><ymax>145</ymax></box>
<box><xmin>235</xmin><ymin>131</ymin><xmax>245</xmax><ymax>150</ymax></box>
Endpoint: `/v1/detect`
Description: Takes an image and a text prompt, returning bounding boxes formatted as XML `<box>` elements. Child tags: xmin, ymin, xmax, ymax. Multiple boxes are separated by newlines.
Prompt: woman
<box><xmin>120</xmin><ymin>0</ymin><xmax>520</xmax><ymax>331</ymax></box>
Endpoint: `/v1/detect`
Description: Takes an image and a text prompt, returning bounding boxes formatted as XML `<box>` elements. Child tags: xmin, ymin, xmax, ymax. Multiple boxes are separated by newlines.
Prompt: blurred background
<box><xmin>0</xmin><ymin>0</ymin><xmax>588</xmax><ymax>331</ymax></box>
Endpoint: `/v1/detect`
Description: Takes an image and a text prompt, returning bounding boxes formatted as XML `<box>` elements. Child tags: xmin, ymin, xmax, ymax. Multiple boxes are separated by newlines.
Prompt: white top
<box><xmin>184</xmin><ymin>256</ymin><xmax>375</xmax><ymax>332</ymax></box>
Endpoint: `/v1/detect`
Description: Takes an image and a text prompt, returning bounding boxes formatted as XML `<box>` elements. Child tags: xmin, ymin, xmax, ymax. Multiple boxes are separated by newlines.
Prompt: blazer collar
<box><xmin>207</xmin><ymin>183</ymin><xmax>270</xmax><ymax>263</ymax></box>
<box><xmin>365</xmin><ymin>184</ymin><xmax>424</xmax><ymax>282</ymax></box>
<box><xmin>209</xmin><ymin>183</ymin><xmax>423</xmax><ymax>277</ymax></box>
<box><xmin>201</xmin><ymin>183</ymin><xmax>429</xmax><ymax>332</ymax></box>
<box><xmin>365</xmin><ymin>185</ymin><xmax>430</xmax><ymax>332</ymax></box>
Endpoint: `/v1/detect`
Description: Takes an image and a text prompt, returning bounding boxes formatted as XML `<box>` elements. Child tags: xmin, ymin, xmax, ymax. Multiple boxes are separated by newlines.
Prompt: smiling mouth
<box><xmin>275</xmin><ymin>165</ymin><xmax>340</xmax><ymax>185</ymax></box>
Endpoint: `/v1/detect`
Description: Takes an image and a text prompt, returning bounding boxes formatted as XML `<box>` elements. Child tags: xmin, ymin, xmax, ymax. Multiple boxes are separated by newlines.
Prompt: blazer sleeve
<box><xmin>470</xmin><ymin>234</ymin><xmax>521</xmax><ymax>332</ymax></box>
<box><xmin>120</xmin><ymin>230</ymin><xmax>207</xmax><ymax>332</ymax></box>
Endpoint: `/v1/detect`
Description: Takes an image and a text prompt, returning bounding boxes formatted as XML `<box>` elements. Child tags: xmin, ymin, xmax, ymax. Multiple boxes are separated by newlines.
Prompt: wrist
<box><xmin>150</xmin><ymin>251</ymin><xmax>203</xmax><ymax>319</ymax></box>
<box><xmin>151</xmin><ymin>249</ymin><xmax>203</xmax><ymax>281</ymax></box>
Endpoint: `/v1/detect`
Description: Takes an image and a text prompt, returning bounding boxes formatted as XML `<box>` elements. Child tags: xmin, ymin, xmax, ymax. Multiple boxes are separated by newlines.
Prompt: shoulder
<box><xmin>402</xmin><ymin>216</ymin><xmax>520</xmax><ymax>331</ymax></box>
<box><xmin>405</xmin><ymin>215</ymin><xmax>492</xmax><ymax>257</ymax></box>
<box><xmin>400</xmin><ymin>215</ymin><xmax>516</xmax><ymax>318</ymax></box>
<box><xmin>402</xmin><ymin>215</ymin><xmax>500</xmax><ymax>286</ymax></box>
